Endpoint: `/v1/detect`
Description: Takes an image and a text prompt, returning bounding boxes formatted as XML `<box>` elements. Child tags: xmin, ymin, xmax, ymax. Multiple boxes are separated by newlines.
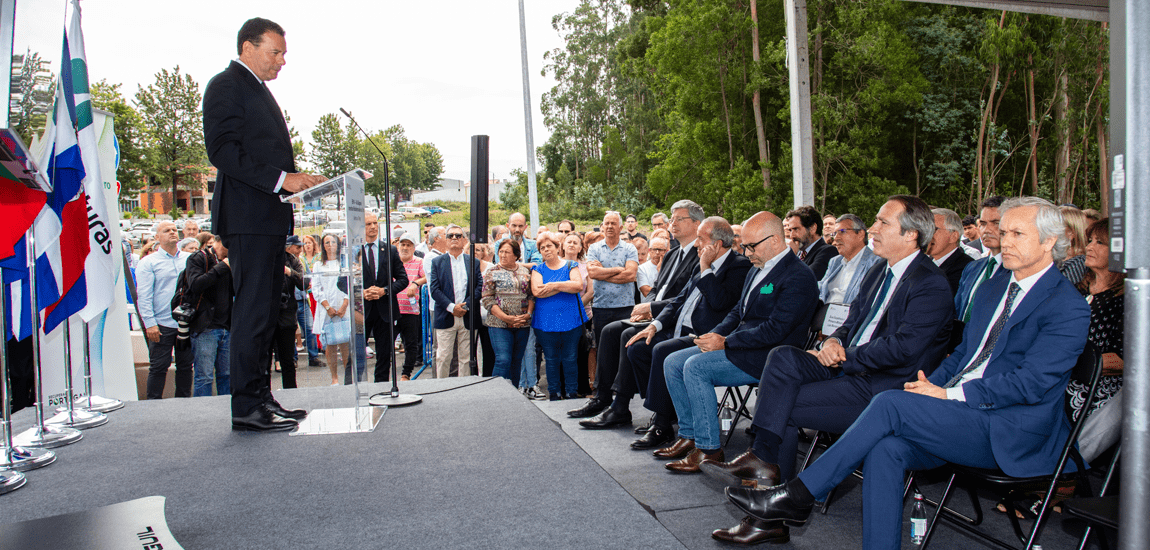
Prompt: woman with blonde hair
<box><xmin>1059</xmin><ymin>205</ymin><xmax>1088</xmax><ymax>284</ymax></box>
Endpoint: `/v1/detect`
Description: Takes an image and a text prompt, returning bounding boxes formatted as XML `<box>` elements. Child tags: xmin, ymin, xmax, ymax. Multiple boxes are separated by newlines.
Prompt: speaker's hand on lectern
<box><xmin>282</xmin><ymin>173</ymin><xmax>326</xmax><ymax>194</ymax></box>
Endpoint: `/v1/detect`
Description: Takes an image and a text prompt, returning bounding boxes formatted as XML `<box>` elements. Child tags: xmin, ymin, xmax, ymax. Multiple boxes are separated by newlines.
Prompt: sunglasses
<box><xmin>447</xmin><ymin>233</ymin><xmax>465</xmax><ymax>239</ymax></box>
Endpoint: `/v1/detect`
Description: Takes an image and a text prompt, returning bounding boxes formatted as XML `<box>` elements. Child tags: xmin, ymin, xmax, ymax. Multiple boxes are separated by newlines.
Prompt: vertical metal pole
<box><xmin>46</xmin><ymin>319</ymin><xmax>105</xmax><ymax>429</ymax></box>
<box><xmin>518</xmin><ymin>0</ymin><xmax>541</xmax><ymax>237</ymax></box>
<box><xmin>1122</xmin><ymin>2</ymin><xmax>1150</xmax><ymax>549</ymax></box>
<box><xmin>784</xmin><ymin>0</ymin><xmax>815</xmax><ymax>208</ymax></box>
<box><xmin>77</xmin><ymin>319</ymin><xmax>122</xmax><ymax>413</ymax></box>
<box><xmin>0</xmin><ymin>271</ymin><xmax>54</xmax><ymax>472</ymax></box>
<box><xmin>12</xmin><ymin>228</ymin><xmax>80</xmax><ymax>448</ymax></box>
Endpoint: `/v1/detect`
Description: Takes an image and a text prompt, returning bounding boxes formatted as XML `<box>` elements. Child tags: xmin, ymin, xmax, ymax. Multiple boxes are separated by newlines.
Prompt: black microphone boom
<box><xmin>339</xmin><ymin>108</ymin><xmax>419</xmax><ymax>406</ymax></box>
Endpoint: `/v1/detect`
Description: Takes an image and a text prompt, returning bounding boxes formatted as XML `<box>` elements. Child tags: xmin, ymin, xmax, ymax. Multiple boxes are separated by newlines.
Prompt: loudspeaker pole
<box><xmin>518</xmin><ymin>0</ymin><xmax>541</xmax><ymax>237</ymax></box>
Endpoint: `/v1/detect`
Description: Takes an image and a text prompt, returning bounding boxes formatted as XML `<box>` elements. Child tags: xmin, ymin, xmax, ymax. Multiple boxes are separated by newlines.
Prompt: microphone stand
<box><xmin>340</xmin><ymin>108</ymin><xmax>421</xmax><ymax>408</ymax></box>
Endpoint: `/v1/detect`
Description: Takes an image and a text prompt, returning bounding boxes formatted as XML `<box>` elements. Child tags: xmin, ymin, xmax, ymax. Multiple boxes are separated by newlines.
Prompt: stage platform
<box><xmin>1</xmin><ymin>378</ymin><xmax>1105</xmax><ymax>549</ymax></box>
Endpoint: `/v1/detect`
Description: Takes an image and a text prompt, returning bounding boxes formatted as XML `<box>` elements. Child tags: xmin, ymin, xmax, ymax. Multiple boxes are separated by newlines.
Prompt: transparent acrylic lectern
<box><xmin>281</xmin><ymin>169</ymin><xmax>384</xmax><ymax>435</ymax></box>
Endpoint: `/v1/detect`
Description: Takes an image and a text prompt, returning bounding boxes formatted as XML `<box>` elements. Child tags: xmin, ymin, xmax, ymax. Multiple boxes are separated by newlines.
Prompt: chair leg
<box><xmin>819</xmin><ymin>486</ymin><xmax>836</xmax><ymax>515</ymax></box>
<box><xmin>920</xmin><ymin>473</ymin><xmax>957</xmax><ymax>550</ymax></box>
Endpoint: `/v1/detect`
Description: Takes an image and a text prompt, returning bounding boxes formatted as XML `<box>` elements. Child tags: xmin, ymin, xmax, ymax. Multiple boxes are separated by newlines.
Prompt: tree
<box><xmin>134</xmin><ymin>66</ymin><xmax>208</xmax><ymax>214</ymax></box>
<box><xmin>10</xmin><ymin>49</ymin><xmax>55</xmax><ymax>147</ymax></box>
<box><xmin>384</xmin><ymin>125</ymin><xmax>443</xmax><ymax>207</ymax></box>
<box><xmin>91</xmin><ymin>80</ymin><xmax>149</xmax><ymax>197</ymax></box>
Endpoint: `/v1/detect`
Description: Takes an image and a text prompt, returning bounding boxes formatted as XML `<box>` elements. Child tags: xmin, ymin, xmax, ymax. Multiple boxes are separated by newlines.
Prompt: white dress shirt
<box><xmin>653</xmin><ymin>248</ymin><xmax>732</xmax><ymax>334</ymax></box>
<box><xmin>853</xmin><ymin>250</ymin><xmax>919</xmax><ymax>347</ymax></box>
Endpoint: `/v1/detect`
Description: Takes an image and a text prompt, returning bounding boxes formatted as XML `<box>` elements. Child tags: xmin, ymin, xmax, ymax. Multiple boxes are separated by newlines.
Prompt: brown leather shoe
<box><xmin>700</xmin><ymin>449</ymin><xmax>781</xmax><ymax>488</ymax></box>
<box><xmin>666</xmin><ymin>448</ymin><xmax>724</xmax><ymax>473</ymax></box>
<box><xmin>653</xmin><ymin>437</ymin><xmax>695</xmax><ymax>459</ymax></box>
<box><xmin>711</xmin><ymin>516</ymin><xmax>790</xmax><ymax>545</ymax></box>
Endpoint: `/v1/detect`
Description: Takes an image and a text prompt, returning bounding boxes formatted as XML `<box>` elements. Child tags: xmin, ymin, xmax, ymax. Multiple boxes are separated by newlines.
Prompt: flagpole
<box><xmin>46</xmin><ymin>319</ymin><xmax>106</xmax><ymax>429</ymax></box>
<box><xmin>0</xmin><ymin>269</ymin><xmax>55</xmax><ymax>474</ymax></box>
<box><xmin>78</xmin><ymin>318</ymin><xmax>123</xmax><ymax>413</ymax></box>
<box><xmin>12</xmin><ymin>228</ymin><xmax>81</xmax><ymax>449</ymax></box>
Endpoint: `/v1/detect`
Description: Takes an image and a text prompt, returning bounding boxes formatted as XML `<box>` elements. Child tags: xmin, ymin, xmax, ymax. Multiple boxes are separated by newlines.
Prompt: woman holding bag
<box><xmin>482</xmin><ymin>239</ymin><xmax>534</xmax><ymax>387</ymax></box>
<box><xmin>312</xmin><ymin>233</ymin><xmax>351</xmax><ymax>385</ymax></box>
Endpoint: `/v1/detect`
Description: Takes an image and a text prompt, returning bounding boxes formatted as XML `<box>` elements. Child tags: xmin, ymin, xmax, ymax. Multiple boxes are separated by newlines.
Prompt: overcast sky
<box><xmin>14</xmin><ymin>0</ymin><xmax>582</xmax><ymax>183</ymax></box>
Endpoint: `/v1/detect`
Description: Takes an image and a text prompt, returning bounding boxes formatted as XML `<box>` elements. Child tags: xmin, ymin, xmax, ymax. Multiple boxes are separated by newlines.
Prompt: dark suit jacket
<box><xmin>361</xmin><ymin>241</ymin><xmax>409</xmax><ymax>325</ymax></box>
<box><xmin>802</xmin><ymin>238</ymin><xmax>838</xmax><ymax>280</ymax></box>
<box><xmin>647</xmin><ymin>244</ymin><xmax>700</xmax><ymax>317</ymax></box>
<box><xmin>430</xmin><ymin>253</ymin><xmax>483</xmax><ymax>329</ymax></box>
<box><xmin>936</xmin><ymin>248</ymin><xmax>974</xmax><ymax>297</ymax></box>
<box><xmin>828</xmin><ymin>252</ymin><xmax>954</xmax><ymax>393</ymax></box>
<box><xmin>710</xmin><ymin>252</ymin><xmax>819</xmax><ymax>378</ymax></box>
<box><xmin>204</xmin><ymin>61</ymin><xmax>296</xmax><ymax>237</ymax></box>
<box><xmin>954</xmin><ymin>255</ymin><xmax>1008</xmax><ymax>320</ymax></box>
<box><xmin>929</xmin><ymin>266</ymin><xmax>1090</xmax><ymax>477</ymax></box>
<box><xmin>653</xmin><ymin>251</ymin><xmax>753</xmax><ymax>337</ymax></box>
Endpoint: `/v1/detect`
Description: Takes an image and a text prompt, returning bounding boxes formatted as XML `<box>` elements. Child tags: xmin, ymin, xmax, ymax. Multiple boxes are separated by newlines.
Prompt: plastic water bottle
<box><xmin>719</xmin><ymin>406</ymin><xmax>735</xmax><ymax>437</ymax></box>
<box><xmin>910</xmin><ymin>491</ymin><xmax>928</xmax><ymax>545</ymax></box>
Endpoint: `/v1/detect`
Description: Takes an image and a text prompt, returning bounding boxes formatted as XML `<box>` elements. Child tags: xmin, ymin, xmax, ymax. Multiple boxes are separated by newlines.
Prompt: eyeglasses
<box><xmin>447</xmin><ymin>233</ymin><xmax>465</xmax><ymax>239</ymax></box>
<box><xmin>649</xmin><ymin>248</ymin><xmax>669</xmax><ymax>253</ymax></box>
<box><xmin>742</xmin><ymin>234</ymin><xmax>775</xmax><ymax>254</ymax></box>
<box><xmin>671</xmin><ymin>216</ymin><xmax>692</xmax><ymax>224</ymax></box>
<box><xmin>835</xmin><ymin>228</ymin><xmax>861</xmax><ymax>235</ymax></box>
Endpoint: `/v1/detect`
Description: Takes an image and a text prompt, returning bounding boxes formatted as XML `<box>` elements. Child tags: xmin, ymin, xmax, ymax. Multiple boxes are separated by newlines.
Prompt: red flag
<box><xmin>0</xmin><ymin>176</ymin><xmax>46</xmax><ymax>260</ymax></box>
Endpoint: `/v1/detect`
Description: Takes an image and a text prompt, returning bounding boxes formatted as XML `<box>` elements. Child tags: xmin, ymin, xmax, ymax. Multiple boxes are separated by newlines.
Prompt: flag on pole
<box><xmin>65</xmin><ymin>0</ymin><xmax>118</xmax><ymax>322</ymax></box>
<box><xmin>0</xmin><ymin>164</ymin><xmax>46</xmax><ymax>341</ymax></box>
<box><xmin>1</xmin><ymin>236</ymin><xmax>35</xmax><ymax>341</ymax></box>
<box><xmin>31</xmin><ymin>9</ymin><xmax>90</xmax><ymax>334</ymax></box>
<box><xmin>0</xmin><ymin>166</ymin><xmax>46</xmax><ymax>261</ymax></box>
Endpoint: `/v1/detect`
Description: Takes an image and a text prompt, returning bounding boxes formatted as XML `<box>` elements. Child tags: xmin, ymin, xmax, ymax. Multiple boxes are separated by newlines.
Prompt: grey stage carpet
<box><xmin>534</xmin><ymin>391</ymin><xmax>1104</xmax><ymax>550</ymax></box>
<box><xmin>1</xmin><ymin>378</ymin><xmax>684</xmax><ymax>549</ymax></box>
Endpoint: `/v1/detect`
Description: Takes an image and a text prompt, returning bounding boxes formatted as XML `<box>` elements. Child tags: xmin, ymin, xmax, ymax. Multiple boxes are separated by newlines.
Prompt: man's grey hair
<box><xmin>931</xmin><ymin>208</ymin><xmax>963</xmax><ymax>234</ymax></box>
<box><xmin>446</xmin><ymin>223</ymin><xmax>463</xmax><ymax>234</ymax></box>
<box><xmin>426</xmin><ymin>227</ymin><xmax>443</xmax><ymax>245</ymax></box>
<box><xmin>651</xmin><ymin>212</ymin><xmax>668</xmax><ymax>224</ymax></box>
<box><xmin>603</xmin><ymin>211</ymin><xmax>623</xmax><ymax>224</ymax></box>
<box><xmin>1000</xmin><ymin>197</ymin><xmax>1070</xmax><ymax>262</ymax></box>
<box><xmin>701</xmin><ymin>216</ymin><xmax>735</xmax><ymax>248</ymax></box>
<box><xmin>671</xmin><ymin>199</ymin><xmax>705</xmax><ymax>222</ymax></box>
<box><xmin>836</xmin><ymin>214</ymin><xmax>866</xmax><ymax>232</ymax></box>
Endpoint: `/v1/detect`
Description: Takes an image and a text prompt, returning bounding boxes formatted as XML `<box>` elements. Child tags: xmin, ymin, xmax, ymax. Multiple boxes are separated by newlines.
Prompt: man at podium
<box><xmin>203</xmin><ymin>17</ymin><xmax>324</xmax><ymax>432</ymax></box>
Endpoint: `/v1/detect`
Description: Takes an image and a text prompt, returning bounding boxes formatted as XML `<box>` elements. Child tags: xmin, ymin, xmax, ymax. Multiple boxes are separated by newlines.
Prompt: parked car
<box><xmin>424</xmin><ymin>206</ymin><xmax>450</xmax><ymax>214</ymax></box>
<box><xmin>389</xmin><ymin>212</ymin><xmax>405</xmax><ymax>223</ymax></box>
<box><xmin>323</xmin><ymin>220</ymin><xmax>347</xmax><ymax>238</ymax></box>
<box><xmin>398</xmin><ymin>206</ymin><xmax>432</xmax><ymax>218</ymax></box>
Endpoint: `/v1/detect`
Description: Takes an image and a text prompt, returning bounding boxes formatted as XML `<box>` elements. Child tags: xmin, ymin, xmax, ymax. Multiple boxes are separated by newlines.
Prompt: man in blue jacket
<box><xmin>705</xmin><ymin>195</ymin><xmax>954</xmax><ymax>545</ymax></box>
<box><xmin>722</xmin><ymin>197</ymin><xmax>1090</xmax><ymax>550</ymax></box>
<box><xmin>655</xmin><ymin>212</ymin><xmax>818</xmax><ymax>474</ymax></box>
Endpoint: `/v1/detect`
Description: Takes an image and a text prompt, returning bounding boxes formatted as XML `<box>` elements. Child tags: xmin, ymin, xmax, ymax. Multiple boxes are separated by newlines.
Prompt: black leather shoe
<box><xmin>725</xmin><ymin>483</ymin><xmax>814</xmax><ymax>526</ymax></box>
<box><xmin>700</xmin><ymin>450</ymin><xmax>781</xmax><ymax>488</ymax></box>
<box><xmin>631</xmin><ymin>426</ymin><xmax>676</xmax><ymax>450</ymax></box>
<box><xmin>579</xmin><ymin>407</ymin><xmax>632</xmax><ymax>429</ymax></box>
<box><xmin>232</xmin><ymin>408</ymin><xmax>298</xmax><ymax>432</ymax></box>
<box><xmin>711</xmin><ymin>516</ymin><xmax>790</xmax><ymax>545</ymax></box>
<box><xmin>265</xmin><ymin>399</ymin><xmax>307</xmax><ymax>420</ymax></box>
<box><xmin>568</xmin><ymin>398</ymin><xmax>610</xmax><ymax>418</ymax></box>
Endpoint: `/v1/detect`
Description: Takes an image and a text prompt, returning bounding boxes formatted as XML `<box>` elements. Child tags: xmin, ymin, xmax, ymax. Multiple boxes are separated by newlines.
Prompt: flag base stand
<box><xmin>0</xmin><ymin>446</ymin><xmax>55</xmax><ymax>471</ymax></box>
<box><xmin>0</xmin><ymin>470</ymin><xmax>25</xmax><ymax>495</ymax></box>
<box><xmin>72</xmin><ymin>395</ymin><xmax>124</xmax><ymax>413</ymax></box>
<box><xmin>12</xmin><ymin>424</ymin><xmax>81</xmax><ymax>449</ymax></box>
<box><xmin>45</xmin><ymin>409</ymin><xmax>107</xmax><ymax>430</ymax></box>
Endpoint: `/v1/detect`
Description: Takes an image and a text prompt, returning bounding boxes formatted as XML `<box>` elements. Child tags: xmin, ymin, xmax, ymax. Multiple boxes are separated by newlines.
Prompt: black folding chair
<box><xmin>920</xmin><ymin>343</ymin><xmax>1104</xmax><ymax>550</ymax></box>
<box><xmin>717</xmin><ymin>384</ymin><xmax>757</xmax><ymax>447</ymax></box>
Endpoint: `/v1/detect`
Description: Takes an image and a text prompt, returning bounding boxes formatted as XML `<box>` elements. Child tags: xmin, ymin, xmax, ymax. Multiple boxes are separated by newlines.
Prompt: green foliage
<box><xmin>134</xmin><ymin>66</ymin><xmax>208</xmax><ymax>207</ymax></box>
<box><xmin>132</xmin><ymin>207</ymin><xmax>150</xmax><ymax>219</ymax></box>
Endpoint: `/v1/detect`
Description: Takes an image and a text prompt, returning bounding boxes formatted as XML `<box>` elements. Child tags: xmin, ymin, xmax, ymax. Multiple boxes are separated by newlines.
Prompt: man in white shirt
<box><xmin>724</xmin><ymin>197</ymin><xmax>1090</xmax><ymax>550</ymax></box>
<box><xmin>818</xmin><ymin>214</ymin><xmax>881</xmax><ymax>307</ymax></box>
<box><xmin>928</xmin><ymin>208</ymin><xmax>975</xmax><ymax>296</ymax></box>
<box><xmin>136</xmin><ymin>221</ymin><xmax>193</xmax><ymax>399</ymax></box>
<box><xmin>429</xmin><ymin>224</ymin><xmax>481</xmax><ymax>378</ymax></box>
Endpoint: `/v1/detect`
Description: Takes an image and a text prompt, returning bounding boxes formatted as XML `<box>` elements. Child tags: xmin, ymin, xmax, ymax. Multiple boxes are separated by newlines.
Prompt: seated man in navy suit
<box><xmin>621</xmin><ymin>217</ymin><xmax>753</xmax><ymax>450</ymax></box>
<box><xmin>654</xmin><ymin>212</ymin><xmax>819</xmax><ymax>473</ymax></box>
<box><xmin>704</xmin><ymin>195</ymin><xmax>954</xmax><ymax>545</ymax></box>
<box><xmin>722</xmin><ymin>197</ymin><xmax>1090</xmax><ymax>550</ymax></box>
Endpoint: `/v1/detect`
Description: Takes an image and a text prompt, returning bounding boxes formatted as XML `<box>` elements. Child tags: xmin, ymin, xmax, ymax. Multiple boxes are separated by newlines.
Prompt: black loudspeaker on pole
<box><xmin>470</xmin><ymin>136</ymin><xmax>490</xmax><ymax>244</ymax></box>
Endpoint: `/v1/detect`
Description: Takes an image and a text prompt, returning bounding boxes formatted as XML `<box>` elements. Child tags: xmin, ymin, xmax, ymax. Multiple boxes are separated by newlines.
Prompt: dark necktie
<box><xmin>849</xmin><ymin>268</ymin><xmax>894</xmax><ymax>347</ymax></box>
<box><xmin>961</xmin><ymin>258</ymin><xmax>998</xmax><ymax>322</ymax></box>
<box><xmin>799</xmin><ymin>248</ymin><xmax>808</xmax><ymax>262</ymax></box>
<box><xmin>366</xmin><ymin>243</ymin><xmax>376</xmax><ymax>276</ymax></box>
<box><xmin>945</xmin><ymin>282</ymin><xmax>1021</xmax><ymax>388</ymax></box>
